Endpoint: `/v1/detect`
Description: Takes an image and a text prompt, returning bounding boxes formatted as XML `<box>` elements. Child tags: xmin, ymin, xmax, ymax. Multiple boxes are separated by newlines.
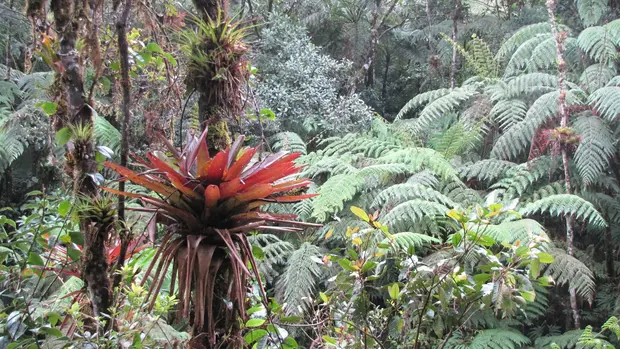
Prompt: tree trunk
<box><xmin>450</xmin><ymin>0</ymin><xmax>460</xmax><ymax>89</ymax></box>
<box><xmin>113</xmin><ymin>0</ymin><xmax>133</xmax><ymax>289</ymax></box>
<box><xmin>51</xmin><ymin>0</ymin><xmax>111</xmax><ymax>320</ymax></box>
<box><xmin>381</xmin><ymin>50</ymin><xmax>391</xmax><ymax>115</ymax></box>
<box><xmin>546</xmin><ymin>0</ymin><xmax>581</xmax><ymax>329</ymax></box>
<box><xmin>606</xmin><ymin>228</ymin><xmax>615</xmax><ymax>278</ymax></box>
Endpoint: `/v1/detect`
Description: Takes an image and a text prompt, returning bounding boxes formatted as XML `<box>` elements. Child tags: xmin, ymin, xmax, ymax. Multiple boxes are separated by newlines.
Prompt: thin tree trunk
<box><xmin>546</xmin><ymin>0</ymin><xmax>581</xmax><ymax>329</ymax></box>
<box><xmin>113</xmin><ymin>0</ymin><xmax>133</xmax><ymax>288</ymax></box>
<box><xmin>450</xmin><ymin>0</ymin><xmax>460</xmax><ymax>89</ymax></box>
<box><xmin>381</xmin><ymin>50</ymin><xmax>390</xmax><ymax>115</ymax></box>
<box><xmin>51</xmin><ymin>0</ymin><xmax>111</xmax><ymax>319</ymax></box>
<box><xmin>606</xmin><ymin>228</ymin><xmax>615</xmax><ymax>278</ymax></box>
<box><xmin>365</xmin><ymin>0</ymin><xmax>380</xmax><ymax>87</ymax></box>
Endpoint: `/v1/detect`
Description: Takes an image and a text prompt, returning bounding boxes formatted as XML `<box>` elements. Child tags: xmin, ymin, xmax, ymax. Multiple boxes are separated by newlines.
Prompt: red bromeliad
<box><xmin>102</xmin><ymin>128</ymin><xmax>318</xmax><ymax>346</ymax></box>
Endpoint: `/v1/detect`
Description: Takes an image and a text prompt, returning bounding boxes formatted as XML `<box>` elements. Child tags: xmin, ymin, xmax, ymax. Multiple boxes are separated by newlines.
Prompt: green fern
<box><xmin>311</xmin><ymin>173</ymin><xmax>363</xmax><ymax>222</ymax></box>
<box><xmin>519</xmin><ymin>194</ymin><xmax>608</xmax><ymax>228</ymax></box>
<box><xmin>248</xmin><ymin>234</ymin><xmax>295</xmax><ymax>283</ymax></box>
<box><xmin>588</xmin><ymin>86</ymin><xmax>620</xmax><ymax>121</ymax></box>
<box><xmin>496</xmin><ymin>22</ymin><xmax>554</xmax><ymax>61</ymax></box>
<box><xmin>489</xmin><ymin>99</ymin><xmax>527</xmax><ymax>130</ymax></box>
<box><xmin>396</xmin><ymin>88</ymin><xmax>452</xmax><ymax>120</ymax></box>
<box><xmin>371</xmin><ymin>183</ymin><xmax>456</xmax><ymax>210</ymax></box>
<box><xmin>378</xmin><ymin>232</ymin><xmax>440</xmax><ymax>254</ymax></box>
<box><xmin>535</xmin><ymin>329</ymin><xmax>584</xmax><ymax>348</ymax></box>
<box><xmin>574</xmin><ymin>115</ymin><xmax>614</xmax><ymax>185</ymax></box>
<box><xmin>94</xmin><ymin>114</ymin><xmax>122</xmax><ymax>154</ymax></box>
<box><xmin>407</xmin><ymin>170</ymin><xmax>440</xmax><ymax>189</ymax></box>
<box><xmin>382</xmin><ymin>199</ymin><xmax>449</xmax><ymax>233</ymax></box>
<box><xmin>580</xmin><ymin>64</ymin><xmax>616</xmax><ymax>93</ymax></box>
<box><xmin>275</xmin><ymin>242</ymin><xmax>323</xmax><ymax>315</ymax></box>
<box><xmin>270</xmin><ymin>131</ymin><xmax>307</xmax><ymax>155</ymax></box>
<box><xmin>459</xmin><ymin>159</ymin><xmax>517</xmax><ymax>183</ymax></box>
<box><xmin>504</xmin><ymin>34</ymin><xmax>550</xmax><ymax>77</ymax></box>
<box><xmin>577</xmin><ymin>0</ymin><xmax>608</xmax><ymax>27</ymax></box>
<box><xmin>446</xmin><ymin>328</ymin><xmax>531</xmax><ymax>349</ymax></box>
<box><xmin>546</xmin><ymin>248</ymin><xmax>596</xmax><ymax>302</ymax></box>
<box><xmin>376</xmin><ymin>148</ymin><xmax>458</xmax><ymax>180</ymax></box>
<box><xmin>476</xmin><ymin>219</ymin><xmax>549</xmax><ymax>244</ymax></box>
<box><xmin>577</xmin><ymin>20</ymin><xmax>620</xmax><ymax>66</ymax></box>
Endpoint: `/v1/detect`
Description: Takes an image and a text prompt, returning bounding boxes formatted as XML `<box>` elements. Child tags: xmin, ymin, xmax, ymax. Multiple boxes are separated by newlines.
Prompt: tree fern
<box><xmin>576</xmin><ymin>0</ymin><xmax>608</xmax><ymax>27</ymax></box>
<box><xmin>526</xmin><ymin>181</ymin><xmax>567</xmax><ymax>203</ymax></box>
<box><xmin>396</xmin><ymin>88</ymin><xmax>452</xmax><ymax>120</ymax></box>
<box><xmin>406</xmin><ymin>170</ymin><xmax>439</xmax><ymax>189</ymax></box>
<box><xmin>428</xmin><ymin>121</ymin><xmax>481</xmax><ymax>158</ymax></box>
<box><xmin>371</xmin><ymin>183</ymin><xmax>456</xmax><ymax>210</ymax></box>
<box><xmin>496</xmin><ymin>22</ymin><xmax>554</xmax><ymax>61</ymax></box>
<box><xmin>275</xmin><ymin>242</ymin><xmax>322</xmax><ymax>315</ymax></box>
<box><xmin>503</xmin><ymin>34</ymin><xmax>550</xmax><ymax>77</ymax></box>
<box><xmin>378</xmin><ymin>232</ymin><xmax>440</xmax><ymax>254</ymax></box>
<box><xmin>504</xmin><ymin>73</ymin><xmax>560</xmax><ymax>99</ymax></box>
<box><xmin>580</xmin><ymin>64</ymin><xmax>616</xmax><ymax>93</ymax></box>
<box><xmin>588</xmin><ymin>86</ymin><xmax>620</xmax><ymax>121</ymax></box>
<box><xmin>94</xmin><ymin>114</ymin><xmax>122</xmax><ymax>154</ymax></box>
<box><xmin>376</xmin><ymin>148</ymin><xmax>458</xmax><ymax>180</ymax></box>
<box><xmin>446</xmin><ymin>328</ymin><xmax>531</xmax><ymax>349</ymax></box>
<box><xmin>526</xmin><ymin>37</ymin><xmax>579</xmax><ymax>72</ymax></box>
<box><xmin>475</xmin><ymin>219</ymin><xmax>549</xmax><ymax>244</ymax></box>
<box><xmin>248</xmin><ymin>234</ymin><xmax>295</xmax><ymax>283</ymax></box>
<box><xmin>312</xmin><ymin>173</ymin><xmax>363</xmax><ymax>222</ymax></box>
<box><xmin>491</xmin><ymin>156</ymin><xmax>557</xmax><ymax>199</ymax></box>
<box><xmin>574</xmin><ymin>115</ymin><xmax>614</xmax><ymax>185</ymax></box>
<box><xmin>0</xmin><ymin>123</ymin><xmax>25</xmax><ymax>174</ymax></box>
<box><xmin>382</xmin><ymin>199</ymin><xmax>449</xmax><ymax>233</ymax></box>
<box><xmin>406</xmin><ymin>87</ymin><xmax>479</xmax><ymax>135</ymax></box>
<box><xmin>577</xmin><ymin>21</ymin><xmax>620</xmax><ymax>66</ymax></box>
<box><xmin>489</xmin><ymin>99</ymin><xmax>528</xmax><ymax>130</ymax></box>
<box><xmin>535</xmin><ymin>329</ymin><xmax>584</xmax><ymax>348</ymax></box>
<box><xmin>269</xmin><ymin>131</ymin><xmax>307</xmax><ymax>155</ymax></box>
<box><xmin>519</xmin><ymin>194</ymin><xmax>607</xmax><ymax>228</ymax></box>
<box><xmin>546</xmin><ymin>248</ymin><xmax>596</xmax><ymax>302</ymax></box>
<box><xmin>441</xmin><ymin>181</ymin><xmax>484</xmax><ymax>207</ymax></box>
<box><xmin>459</xmin><ymin>159</ymin><xmax>517</xmax><ymax>183</ymax></box>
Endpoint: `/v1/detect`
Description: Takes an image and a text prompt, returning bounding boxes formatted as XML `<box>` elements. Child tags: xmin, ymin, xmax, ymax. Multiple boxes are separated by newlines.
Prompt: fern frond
<box><xmin>459</xmin><ymin>159</ymin><xmax>517</xmax><ymax>183</ymax></box>
<box><xmin>378</xmin><ymin>232</ymin><xmax>440</xmax><ymax>254</ymax></box>
<box><xmin>580</xmin><ymin>64</ymin><xmax>616</xmax><ymax>93</ymax></box>
<box><xmin>396</xmin><ymin>88</ymin><xmax>452</xmax><ymax>120</ymax></box>
<box><xmin>476</xmin><ymin>219</ymin><xmax>549</xmax><ymax>244</ymax></box>
<box><xmin>577</xmin><ymin>24</ymin><xmax>619</xmax><ymax>66</ymax></box>
<box><xmin>275</xmin><ymin>242</ymin><xmax>322</xmax><ymax>315</ymax></box>
<box><xmin>504</xmin><ymin>73</ymin><xmax>559</xmax><ymax>98</ymax></box>
<box><xmin>0</xmin><ymin>125</ymin><xmax>25</xmax><ymax>174</ymax></box>
<box><xmin>94</xmin><ymin>115</ymin><xmax>121</xmax><ymax>154</ymax></box>
<box><xmin>574</xmin><ymin>115</ymin><xmax>614</xmax><ymax>185</ymax></box>
<box><xmin>546</xmin><ymin>248</ymin><xmax>596</xmax><ymax>302</ymax></box>
<box><xmin>270</xmin><ymin>131</ymin><xmax>307</xmax><ymax>155</ymax></box>
<box><xmin>534</xmin><ymin>329</ymin><xmax>584</xmax><ymax>348</ymax></box>
<box><xmin>526</xmin><ymin>181</ymin><xmax>567</xmax><ymax>203</ymax></box>
<box><xmin>406</xmin><ymin>170</ymin><xmax>439</xmax><ymax>189</ymax></box>
<box><xmin>409</xmin><ymin>87</ymin><xmax>479</xmax><ymax>135</ymax></box>
<box><xmin>496</xmin><ymin>22</ymin><xmax>553</xmax><ymax>61</ymax></box>
<box><xmin>588</xmin><ymin>86</ymin><xmax>620</xmax><ymax>121</ymax></box>
<box><xmin>504</xmin><ymin>34</ymin><xmax>551</xmax><ymax>77</ymax></box>
<box><xmin>491</xmin><ymin>156</ymin><xmax>557</xmax><ymax>199</ymax></box>
<box><xmin>383</xmin><ymin>200</ymin><xmax>449</xmax><ymax>233</ymax></box>
<box><xmin>311</xmin><ymin>173</ymin><xmax>363</xmax><ymax>222</ymax></box>
<box><xmin>371</xmin><ymin>183</ymin><xmax>456</xmax><ymax>210</ymax></box>
<box><xmin>527</xmin><ymin>37</ymin><xmax>579</xmax><ymax>72</ymax></box>
<box><xmin>577</xmin><ymin>0</ymin><xmax>608</xmax><ymax>27</ymax></box>
<box><xmin>248</xmin><ymin>234</ymin><xmax>295</xmax><ymax>283</ymax></box>
<box><xmin>519</xmin><ymin>194</ymin><xmax>607</xmax><ymax>228</ymax></box>
<box><xmin>441</xmin><ymin>181</ymin><xmax>484</xmax><ymax>207</ymax></box>
<box><xmin>446</xmin><ymin>328</ymin><xmax>531</xmax><ymax>349</ymax></box>
<box><xmin>376</xmin><ymin>148</ymin><xmax>458</xmax><ymax>180</ymax></box>
<box><xmin>489</xmin><ymin>99</ymin><xmax>528</xmax><ymax>130</ymax></box>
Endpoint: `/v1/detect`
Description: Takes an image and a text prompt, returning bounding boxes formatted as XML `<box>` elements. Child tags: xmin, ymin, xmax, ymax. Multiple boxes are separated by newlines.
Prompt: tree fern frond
<box><xmin>382</xmin><ymin>200</ymin><xmax>449</xmax><ymax>233</ymax></box>
<box><xmin>371</xmin><ymin>183</ymin><xmax>456</xmax><ymax>210</ymax></box>
<box><xmin>270</xmin><ymin>131</ymin><xmax>307</xmax><ymax>155</ymax></box>
<box><xmin>534</xmin><ymin>329</ymin><xmax>584</xmax><ymax>348</ymax></box>
<box><xmin>526</xmin><ymin>182</ymin><xmax>567</xmax><ymax>203</ymax></box>
<box><xmin>396</xmin><ymin>88</ymin><xmax>452</xmax><ymax>120</ymax></box>
<box><xmin>504</xmin><ymin>34</ymin><xmax>551</xmax><ymax>77</ymax></box>
<box><xmin>409</xmin><ymin>87</ymin><xmax>479</xmax><ymax>135</ymax></box>
<box><xmin>428</xmin><ymin>122</ymin><xmax>481</xmax><ymax>158</ymax></box>
<box><xmin>588</xmin><ymin>86</ymin><xmax>620</xmax><ymax>121</ymax></box>
<box><xmin>441</xmin><ymin>181</ymin><xmax>484</xmax><ymax>207</ymax></box>
<box><xmin>577</xmin><ymin>0</ymin><xmax>608</xmax><ymax>27</ymax></box>
<box><xmin>546</xmin><ymin>248</ymin><xmax>596</xmax><ymax>302</ymax></box>
<box><xmin>491</xmin><ymin>90</ymin><xmax>584</xmax><ymax>160</ymax></box>
<box><xmin>519</xmin><ymin>194</ymin><xmax>607</xmax><ymax>228</ymax></box>
<box><xmin>248</xmin><ymin>234</ymin><xmax>295</xmax><ymax>283</ymax></box>
<box><xmin>407</xmin><ymin>170</ymin><xmax>439</xmax><ymax>189</ymax></box>
<box><xmin>0</xmin><ymin>125</ymin><xmax>25</xmax><ymax>174</ymax></box>
<box><xmin>476</xmin><ymin>219</ymin><xmax>549</xmax><ymax>244</ymax></box>
<box><xmin>276</xmin><ymin>242</ymin><xmax>322</xmax><ymax>315</ymax></box>
<box><xmin>579</xmin><ymin>64</ymin><xmax>616</xmax><ymax>93</ymax></box>
<box><xmin>302</xmin><ymin>155</ymin><xmax>358</xmax><ymax>178</ymax></box>
<box><xmin>505</xmin><ymin>73</ymin><xmax>560</xmax><ymax>98</ymax></box>
<box><xmin>376</xmin><ymin>148</ymin><xmax>458</xmax><ymax>180</ymax></box>
<box><xmin>491</xmin><ymin>156</ymin><xmax>557</xmax><ymax>199</ymax></box>
<box><xmin>312</xmin><ymin>173</ymin><xmax>363</xmax><ymax>222</ymax></box>
<box><xmin>459</xmin><ymin>159</ymin><xmax>517</xmax><ymax>183</ymax></box>
<box><xmin>577</xmin><ymin>24</ymin><xmax>619</xmax><ymax>66</ymax></box>
<box><xmin>446</xmin><ymin>328</ymin><xmax>531</xmax><ymax>349</ymax></box>
<box><xmin>489</xmin><ymin>99</ymin><xmax>528</xmax><ymax>130</ymax></box>
<box><xmin>378</xmin><ymin>232</ymin><xmax>440</xmax><ymax>254</ymax></box>
<box><xmin>496</xmin><ymin>22</ymin><xmax>554</xmax><ymax>61</ymax></box>
<box><xmin>94</xmin><ymin>115</ymin><xmax>121</xmax><ymax>154</ymax></box>
<box><xmin>574</xmin><ymin>115</ymin><xmax>614</xmax><ymax>185</ymax></box>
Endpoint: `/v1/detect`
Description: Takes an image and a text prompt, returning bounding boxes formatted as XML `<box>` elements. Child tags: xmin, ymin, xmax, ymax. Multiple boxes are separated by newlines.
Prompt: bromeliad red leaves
<box><xmin>102</xmin><ymin>128</ymin><xmax>318</xmax><ymax>233</ymax></box>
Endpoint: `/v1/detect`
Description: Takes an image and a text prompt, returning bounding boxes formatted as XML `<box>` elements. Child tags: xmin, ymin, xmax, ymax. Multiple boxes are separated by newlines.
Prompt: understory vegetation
<box><xmin>1</xmin><ymin>0</ymin><xmax>620</xmax><ymax>348</ymax></box>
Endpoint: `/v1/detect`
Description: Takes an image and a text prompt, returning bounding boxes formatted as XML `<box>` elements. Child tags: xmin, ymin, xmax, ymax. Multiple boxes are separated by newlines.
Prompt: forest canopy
<box><xmin>1</xmin><ymin>0</ymin><xmax>620</xmax><ymax>348</ymax></box>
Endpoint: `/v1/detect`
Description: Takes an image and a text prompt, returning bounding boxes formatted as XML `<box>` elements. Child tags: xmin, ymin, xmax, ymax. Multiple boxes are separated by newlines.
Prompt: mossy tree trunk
<box><xmin>50</xmin><ymin>0</ymin><xmax>112</xmax><ymax>321</ymax></box>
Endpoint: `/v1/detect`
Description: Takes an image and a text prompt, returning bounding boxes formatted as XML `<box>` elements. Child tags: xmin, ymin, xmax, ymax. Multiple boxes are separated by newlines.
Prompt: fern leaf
<box><xmin>496</xmin><ymin>22</ymin><xmax>553</xmax><ymax>61</ymax></box>
<box><xmin>574</xmin><ymin>115</ymin><xmax>614</xmax><ymax>185</ymax></box>
<box><xmin>312</xmin><ymin>173</ymin><xmax>363</xmax><ymax>222</ymax></box>
<box><xmin>519</xmin><ymin>194</ymin><xmax>607</xmax><ymax>228</ymax></box>
<box><xmin>249</xmin><ymin>234</ymin><xmax>295</xmax><ymax>283</ymax></box>
<box><xmin>577</xmin><ymin>0</ymin><xmax>608</xmax><ymax>27</ymax></box>
<box><xmin>505</xmin><ymin>73</ymin><xmax>560</xmax><ymax>98</ymax></box>
<box><xmin>579</xmin><ymin>64</ymin><xmax>616</xmax><ymax>93</ymax></box>
<box><xmin>577</xmin><ymin>24</ymin><xmax>618</xmax><ymax>66</ymax></box>
<box><xmin>546</xmin><ymin>248</ymin><xmax>596</xmax><ymax>302</ymax></box>
<box><xmin>275</xmin><ymin>242</ymin><xmax>322</xmax><ymax>315</ymax></box>
<box><xmin>371</xmin><ymin>183</ymin><xmax>456</xmax><ymax>210</ymax></box>
<box><xmin>489</xmin><ymin>99</ymin><xmax>528</xmax><ymax>130</ymax></box>
<box><xmin>504</xmin><ymin>34</ymin><xmax>551</xmax><ymax>77</ymax></box>
<box><xmin>459</xmin><ymin>159</ymin><xmax>517</xmax><ymax>183</ymax></box>
<box><xmin>94</xmin><ymin>115</ymin><xmax>121</xmax><ymax>154</ymax></box>
<box><xmin>407</xmin><ymin>170</ymin><xmax>439</xmax><ymax>189</ymax></box>
<box><xmin>378</xmin><ymin>232</ymin><xmax>440</xmax><ymax>254</ymax></box>
<box><xmin>383</xmin><ymin>200</ymin><xmax>449</xmax><ymax>233</ymax></box>
<box><xmin>588</xmin><ymin>86</ymin><xmax>620</xmax><ymax>121</ymax></box>
<box><xmin>376</xmin><ymin>148</ymin><xmax>458</xmax><ymax>180</ymax></box>
<box><xmin>476</xmin><ymin>219</ymin><xmax>549</xmax><ymax>244</ymax></box>
<box><xmin>410</xmin><ymin>87</ymin><xmax>478</xmax><ymax>135</ymax></box>
<box><xmin>396</xmin><ymin>88</ymin><xmax>452</xmax><ymax>120</ymax></box>
<box><xmin>270</xmin><ymin>132</ymin><xmax>307</xmax><ymax>155</ymax></box>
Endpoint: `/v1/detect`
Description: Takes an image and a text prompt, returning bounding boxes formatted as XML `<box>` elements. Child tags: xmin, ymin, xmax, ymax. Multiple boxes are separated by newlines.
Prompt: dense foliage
<box><xmin>1</xmin><ymin>0</ymin><xmax>620</xmax><ymax>348</ymax></box>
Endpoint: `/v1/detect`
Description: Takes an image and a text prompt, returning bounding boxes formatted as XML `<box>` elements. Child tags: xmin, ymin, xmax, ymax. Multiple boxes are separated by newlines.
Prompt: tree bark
<box><xmin>450</xmin><ymin>0</ymin><xmax>461</xmax><ymax>89</ymax></box>
<box><xmin>51</xmin><ymin>0</ymin><xmax>111</xmax><ymax>320</ymax></box>
<box><xmin>546</xmin><ymin>0</ymin><xmax>581</xmax><ymax>329</ymax></box>
<box><xmin>113</xmin><ymin>0</ymin><xmax>133</xmax><ymax>288</ymax></box>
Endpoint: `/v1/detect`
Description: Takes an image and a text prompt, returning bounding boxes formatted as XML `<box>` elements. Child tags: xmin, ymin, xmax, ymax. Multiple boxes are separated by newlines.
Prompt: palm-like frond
<box><xmin>519</xmin><ymin>194</ymin><xmax>607</xmax><ymax>228</ymax></box>
<box><xmin>371</xmin><ymin>183</ymin><xmax>456</xmax><ymax>210</ymax></box>
<box><xmin>546</xmin><ymin>248</ymin><xmax>596</xmax><ymax>302</ymax></box>
<box><xmin>588</xmin><ymin>86</ymin><xmax>620</xmax><ymax>121</ymax></box>
<box><xmin>275</xmin><ymin>242</ymin><xmax>322</xmax><ymax>315</ymax></box>
<box><xmin>382</xmin><ymin>199</ymin><xmax>449</xmax><ymax>233</ymax></box>
<box><xmin>574</xmin><ymin>115</ymin><xmax>614</xmax><ymax>185</ymax></box>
